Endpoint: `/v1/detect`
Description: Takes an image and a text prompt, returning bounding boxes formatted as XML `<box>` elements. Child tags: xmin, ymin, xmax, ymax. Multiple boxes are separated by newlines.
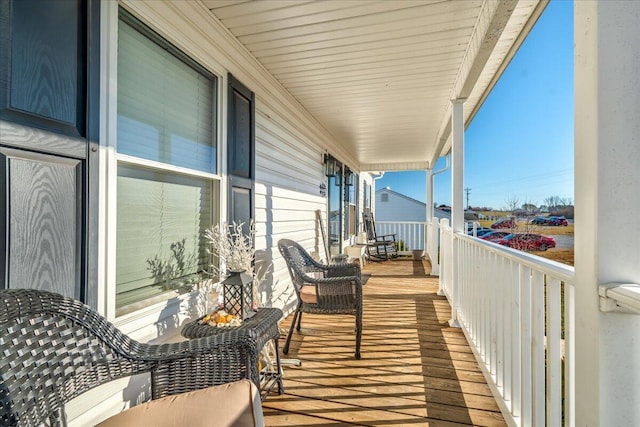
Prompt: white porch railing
<box><xmin>375</xmin><ymin>221</ymin><xmax>425</xmax><ymax>251</ymax></box>
<box><xmin>426</xmin><ymin>219</ymin><xmax>440</xmax><ymax>275</ymax></box>
<box><xmin>439</xmin><ymin>218</ymin><xmax>575</xmax><ymax>427</ymax></box>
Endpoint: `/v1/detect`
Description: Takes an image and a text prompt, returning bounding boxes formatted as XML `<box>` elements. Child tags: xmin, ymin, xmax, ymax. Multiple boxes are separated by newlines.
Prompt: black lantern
<box><xmin>344</xmin><ymin>167</ymin><xmax>354</xmax><ymax>186</ymax></box>
<box><xmin>324</xmin><ymin>153</ymin><xmax>338</xmax><ymax>177</ymax></box>
<box><xmin>222</xmin><ymin>270</ymin><xmax>255</xmax><ymax>320</ymax></box>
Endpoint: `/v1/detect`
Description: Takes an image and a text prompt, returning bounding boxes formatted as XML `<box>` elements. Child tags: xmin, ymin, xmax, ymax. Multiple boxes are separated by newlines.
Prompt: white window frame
<box><xmin>345</xmin><ymin>170</ymin><xmax>359</xmax><ymax>239</ymax></box>
<box><xmin>99</xmin><ymin>1</ymin><xmax>227</xmax><ymax>322</ymax></box>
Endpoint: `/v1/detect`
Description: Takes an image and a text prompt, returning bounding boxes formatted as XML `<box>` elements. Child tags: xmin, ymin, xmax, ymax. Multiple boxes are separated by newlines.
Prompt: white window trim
<box><xmin>100</xmin><ymin>0</ymin><xmax>227</xmax><ymax>322</ymax></box>
<box><xmin>117</xmin><ymin>154</ymin><xmax>222</xmax><ymax>182</ymax></box>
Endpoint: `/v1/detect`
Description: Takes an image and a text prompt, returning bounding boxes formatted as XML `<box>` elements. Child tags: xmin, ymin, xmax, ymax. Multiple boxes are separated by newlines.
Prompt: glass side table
<box><xmin>181</xmin><ymin>307</ymin><xmax>284</xmax><ymax>400</ymax></box>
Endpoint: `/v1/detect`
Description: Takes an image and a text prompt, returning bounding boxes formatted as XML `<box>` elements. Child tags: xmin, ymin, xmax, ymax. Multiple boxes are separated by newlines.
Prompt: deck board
<box><xmin>264</xmin><ymin>258</ymin><xmax>505</xmax><ymax>427</ymax></box>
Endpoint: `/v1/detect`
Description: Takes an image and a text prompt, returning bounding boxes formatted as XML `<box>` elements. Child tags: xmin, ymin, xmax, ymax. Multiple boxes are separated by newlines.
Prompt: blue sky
<box><xmin>377</xmin><ymin>1</ymin><xmax>574</xmax><ymax>210</ymax></box>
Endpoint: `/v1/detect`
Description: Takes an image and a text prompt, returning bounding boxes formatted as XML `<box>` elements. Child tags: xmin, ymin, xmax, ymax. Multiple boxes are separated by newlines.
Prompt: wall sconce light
<box><xmin>344</xmin><ymin>167</ymin><xmax>355</xmax><ymax>186</ymax></box>
<box><xmin>324</xmin><ymin>153</ymin><xmax>338</xmax><ymax>177</ymax></box>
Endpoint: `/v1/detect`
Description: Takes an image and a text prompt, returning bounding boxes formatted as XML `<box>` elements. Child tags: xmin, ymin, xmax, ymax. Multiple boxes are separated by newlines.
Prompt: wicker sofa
<box><xmin>0</xmin><ymin>289</ymin><xmax>264</xmax><ymax>427</ymax></box>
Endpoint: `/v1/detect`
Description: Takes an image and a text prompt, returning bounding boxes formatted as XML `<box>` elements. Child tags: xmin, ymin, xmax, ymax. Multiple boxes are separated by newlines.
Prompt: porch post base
<box><xmin>448</xmin><ymin>318</ymin><xmax>460</xmax><ymax>328</ymax></box>
<box><xmin>431</xmin><ymin>265</ymin><xmax>440</xmax><ymax>276</ymax></box>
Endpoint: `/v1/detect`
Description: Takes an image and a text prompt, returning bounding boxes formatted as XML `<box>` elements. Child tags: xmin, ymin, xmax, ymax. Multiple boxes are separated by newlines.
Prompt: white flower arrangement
<box><xmin>204</xmin><ymin>221</ymin><xmax>270</xmax><ymax>307</ymax></box>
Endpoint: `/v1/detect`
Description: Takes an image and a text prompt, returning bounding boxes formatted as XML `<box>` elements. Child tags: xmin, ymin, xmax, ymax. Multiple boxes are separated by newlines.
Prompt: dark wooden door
<box><xmin>0</xmin><ymin>0</ymin><xmax>99</xmax><ymax>306</ymax></box>
<box><xmin>227</xmin><ymin>74</ymin><xmax>255</xmax><ymax>232</ymax></box>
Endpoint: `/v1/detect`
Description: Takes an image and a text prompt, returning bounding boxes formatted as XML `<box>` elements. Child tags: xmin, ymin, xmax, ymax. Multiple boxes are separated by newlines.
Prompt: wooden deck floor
<box><xmin>263</xmin><ymin>258</ymin><xmax>505</xmax><ymax>427</ymax></box>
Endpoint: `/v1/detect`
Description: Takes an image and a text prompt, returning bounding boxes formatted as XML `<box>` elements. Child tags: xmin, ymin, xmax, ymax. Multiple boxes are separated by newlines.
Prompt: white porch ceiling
<box><xmin>204</xmin><ymin>0</ymin><xmax>546</xmax><ymax>171</ymax></box>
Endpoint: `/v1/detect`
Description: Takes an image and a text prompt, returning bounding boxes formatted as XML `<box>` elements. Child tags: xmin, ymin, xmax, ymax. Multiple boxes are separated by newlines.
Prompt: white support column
<box><xmin>426</xmin><ymin>168</ymin><xmax>433</xmax><ymax>224</ymax></box>
<box><xmin>451</xmin><ymin>100</ymin><xmax>465</xmax><ymax>234</ymax></box>
<box><xmin>449</xmin><ymin>99</ymin><xmax>465</xmax><ymax>327</ymax></box>
<box><xmin>575</xmin><ymin>2</ymin><xmax>640</xmax><ymax>425</ymax></box>
<box><xmin>425</xmin><ymin>168</ymin><xmax>433</xmax><ymax>263</ymax></box>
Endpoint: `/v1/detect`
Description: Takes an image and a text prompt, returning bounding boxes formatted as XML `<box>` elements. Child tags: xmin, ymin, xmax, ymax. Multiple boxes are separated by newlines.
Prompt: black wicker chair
<box><xmin>277</xmin><ymin>239</ymin><xmax>362</xmax><ymax>359</ymax></box>
<box><xmin>0</xmin><ymin>289</ymin><xmax>261</xmax><ymax>427</ymax></box>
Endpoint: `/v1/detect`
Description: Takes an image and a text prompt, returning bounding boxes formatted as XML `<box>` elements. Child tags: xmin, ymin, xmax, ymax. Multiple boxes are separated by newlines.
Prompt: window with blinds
<box><xmin>115</xmin><ymin>12</ymin><xmax>218</xmax><ymax>311</ymax></box>
<box><xmin>116</xmin><ymin>165</ymin><xmax>215</xmax><ymax>309</ymax></box>
<box><xmin>117</xmin><ymin>17</ymin><xmax>216</xmax><ymax>173</ymax></box>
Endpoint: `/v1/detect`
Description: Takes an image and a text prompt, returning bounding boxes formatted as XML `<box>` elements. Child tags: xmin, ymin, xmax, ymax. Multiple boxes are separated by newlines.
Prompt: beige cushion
<box><xmin>98</xmin><ymin>379</ymin><xmax>263</xmax><ymax>427</ymax></box>
<box><xmin>300</xmin><ymin>285</ymin><xmax>317</xmax><ymax>304</ymax></box>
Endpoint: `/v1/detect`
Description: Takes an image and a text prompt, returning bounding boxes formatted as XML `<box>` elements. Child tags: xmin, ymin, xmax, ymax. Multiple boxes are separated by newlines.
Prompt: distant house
<box><xmin>464</xmin><ymin>210</ymin><xmax>480</xmax><ymax>221</ymax></box>
<box><xmin>434</xmin><ymin>205</ymin><xmax>478</xmax><ymax>221</ymax></box>
<box><xmin>375</xmin><ymin>188</ymin><xmax>480</xmax><ymax>223</ymax></box>
<box><xmin>375</xmin><ymin>188</ymin><xmax>450</xmax><ymax>222</ymax></box>
<box><xmin>513</xmin><ymin>208</ymin><xmax>537</xmax><ymax>217</ymax></box>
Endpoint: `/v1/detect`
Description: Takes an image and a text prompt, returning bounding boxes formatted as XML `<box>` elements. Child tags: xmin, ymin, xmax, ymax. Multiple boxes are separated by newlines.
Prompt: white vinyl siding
<box><xmin>254</xmin><ymin>109</ymin><xmax>327</xmax><ymax>312</ymax></box>
<box><xmin>254</xmin><ymin>108</ymin><xmax>323</xmax><ymax>194</ymax></box>
<box><xmin>375</xmin><ymin>190</ymin><xmax>427</xmax><ymax>222</ymax></box>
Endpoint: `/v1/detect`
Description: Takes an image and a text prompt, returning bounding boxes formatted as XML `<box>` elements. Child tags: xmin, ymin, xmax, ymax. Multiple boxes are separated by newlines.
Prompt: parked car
<box><xmin>531</xmin><ymin>216</ymin><xmax>569</xmax><ymax>226</ymax></box>
<box><xmin>479</xmin><ymin>231</ymin><xmax>510</xmax><ymax>241</ymax></box>
<box><xmin>467</xmin><ymin>223</ymin><xmax>492</xmax><ymax>236</ymax></box>
<box><xmin>495</xmin><ymin>233</ymin><xmax>556</xmax><ymax>251</ymax></box>
<box><xmin>547</xmin><ymin>216</ymin><xmax>569</xmax><ymax>226</ymax></box>
<box><xmin>531</xmin><ymin>216</ymin><xmax>548</xmax><ymax>225</ymax></box>
<box><xmin>490</xmin><ymin>218</ymin><xmax>517</xmax><ymax>229</ymax></box>
<box><xmin>475</xmin><ymin>228</ymin><xmax>495</xmax><ymax>237</ymax></box>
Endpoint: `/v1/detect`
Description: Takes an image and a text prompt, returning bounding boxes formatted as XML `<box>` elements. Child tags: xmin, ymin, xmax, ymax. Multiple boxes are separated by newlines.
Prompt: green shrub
<box><xmin>395</xmin><ymin>240</ymin><xmax>407</xmax><ymax>251</ymax></box>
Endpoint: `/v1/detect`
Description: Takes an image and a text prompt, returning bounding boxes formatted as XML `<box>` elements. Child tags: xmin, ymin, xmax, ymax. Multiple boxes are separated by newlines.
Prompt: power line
<box><xmin>464</xmin><ymin>187</ymin><xmax>471</xmax><ymax>209</ymax></box>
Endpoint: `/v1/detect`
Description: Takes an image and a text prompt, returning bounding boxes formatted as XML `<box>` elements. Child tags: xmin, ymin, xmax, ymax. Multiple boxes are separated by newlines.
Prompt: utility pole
<box><xmin>464</xmin><ymin>187</ymin><xmax>471</xmax><ymax>209</ymax></box>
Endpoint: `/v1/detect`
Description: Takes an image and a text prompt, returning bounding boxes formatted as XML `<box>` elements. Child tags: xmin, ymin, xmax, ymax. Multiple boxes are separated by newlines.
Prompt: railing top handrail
<box><xmin>600</xmin><ymin>283</ymin><xmax>640</xmax><ymax>314</ymax></box>
<box><xmin>375</xmin><ymin>221</ymin><xmax>427</xmax><ymax>225</ymax></box>
<box><xmin>455</xmin><ymin>232</ymin><xmax>575</xmax><ymax>283</ymax></box>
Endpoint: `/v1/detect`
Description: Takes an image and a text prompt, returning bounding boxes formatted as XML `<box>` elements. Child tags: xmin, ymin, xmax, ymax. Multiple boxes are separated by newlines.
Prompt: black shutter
<box><xmin>0</xmin><ymin>0</ymin><xmax>99</xmax><ymax>306</ymax></box>
<box><xmin>227</xmin><ymin>74</ymin><xmax>255</xmax><ymax>233</ymax></box>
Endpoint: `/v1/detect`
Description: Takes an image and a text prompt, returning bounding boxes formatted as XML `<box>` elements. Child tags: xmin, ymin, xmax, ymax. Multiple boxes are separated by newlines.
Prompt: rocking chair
<box><xmin>362</xmin><ymin>212</ymin><xmax>398</xmax><ymax>261</ymax></box>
